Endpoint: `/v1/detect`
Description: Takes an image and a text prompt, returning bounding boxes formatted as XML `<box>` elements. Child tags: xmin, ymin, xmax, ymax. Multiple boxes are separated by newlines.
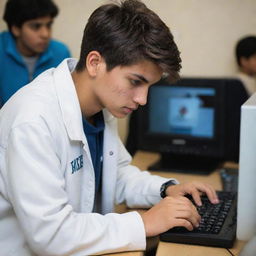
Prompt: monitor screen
<box><xmin>132</xmin><ymin>78</ymin><xmax>248</xmax><ymax>173</ymax></box>
<box><xmin>149</xmin><ymin>86</ymin><xmax>215</xmax><ymax>139</ymax></box>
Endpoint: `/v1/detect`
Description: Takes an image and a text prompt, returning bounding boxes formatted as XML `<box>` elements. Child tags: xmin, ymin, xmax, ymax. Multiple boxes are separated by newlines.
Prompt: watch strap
<box><xmin>160</xmin><ymin>180</ymin><xmax>176</xmax><ymax>198</ymax></box>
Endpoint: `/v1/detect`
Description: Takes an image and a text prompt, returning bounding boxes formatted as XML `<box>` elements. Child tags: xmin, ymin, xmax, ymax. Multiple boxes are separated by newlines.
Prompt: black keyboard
<box><xmin>160</xmin><ymin>191</ymin><xmax>237</xmax><ymax>248</ymax></box>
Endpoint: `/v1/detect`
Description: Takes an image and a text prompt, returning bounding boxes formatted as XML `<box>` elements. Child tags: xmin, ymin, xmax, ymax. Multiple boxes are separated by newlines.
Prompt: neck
<box><xmin>71</xmin><ymin>70</ymin><xmax>102</xmax><ymax>119</ymax></box>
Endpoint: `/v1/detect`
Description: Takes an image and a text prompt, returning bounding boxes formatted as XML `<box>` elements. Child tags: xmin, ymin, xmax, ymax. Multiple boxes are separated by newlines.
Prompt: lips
<box><xmin>37</xmin><ymin>41</ymin><xmax>49</xmax><ymax>49</ymax></box>
<box><xmin>123</xmin><ymin>107</ymin><xmax>133</xmax><ymax>114</ymax></box>
<box><xmin>122</xmin><ymin>106</ymin><xmax>138</xmax><ymax>115</ymax></box>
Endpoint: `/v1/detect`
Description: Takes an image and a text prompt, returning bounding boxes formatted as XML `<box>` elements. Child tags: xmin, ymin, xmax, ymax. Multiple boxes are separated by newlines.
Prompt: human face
<box><xmin>241</xmin><ymin>54</ymin><xmax>256</xmax><ymax>76</ymax></box>
<box><xmin>12</xmin><ymin>16</ymin><xmax>53</xmax><ymax>57</ymax></box>
<box><xmin>94</xmin><ymin>60</ymin><xmax>163</xmax><ymax>118</ymax></box>
<box><xmin>246</xmin><ymin>55</ymin><xmax>256</xmax><ymax>75</ymax></box>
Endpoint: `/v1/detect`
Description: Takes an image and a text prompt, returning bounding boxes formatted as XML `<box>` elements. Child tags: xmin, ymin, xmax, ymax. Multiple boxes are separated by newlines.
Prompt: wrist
<box><xmin>160</xmin><ymin>180</ymin><xmax>177</xmax><ymax>198</ymax></box>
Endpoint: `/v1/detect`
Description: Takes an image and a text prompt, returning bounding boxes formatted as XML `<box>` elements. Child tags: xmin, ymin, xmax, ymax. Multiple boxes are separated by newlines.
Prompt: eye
<box><xmin>29</xmin><ymin>23</ymin><xmax>42</xmax><ymax>31</ymax></box>
<box><xmin>46</xmin><ymin>22</ymin><xmax>53</xmax><ymax>29</ymax></box>
<box><xmin>130</xmin><ymin>79</ymin><xmax>142</xmax><ymax>86</ymax></box>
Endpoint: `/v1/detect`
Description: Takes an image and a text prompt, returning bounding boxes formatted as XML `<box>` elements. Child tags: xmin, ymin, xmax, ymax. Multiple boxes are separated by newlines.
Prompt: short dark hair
<box><xmin>3</xmin><ymin>0</ymin><xmax>58</xmax><ymax>31</ymax></box>
<box><xmin>76</xmin><ymin>0</ymin><xmax>181</xmax><ymax>82</ymax></box>
<box><xmin>235</xmin><ymin>36</ymin><xmax>256</xmax><ymax>66</ymax></box>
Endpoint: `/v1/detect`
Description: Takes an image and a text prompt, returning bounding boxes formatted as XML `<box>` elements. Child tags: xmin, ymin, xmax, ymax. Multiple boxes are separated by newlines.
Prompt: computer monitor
<box><xmin>133</xmin><ymin>77</ymin><xmax>248</xmax><ymax>173</ymax></box>
<box><xmin>237</xmin><ymin>93</ymin><xmax>256</xmax><ymax>241</ymax></box>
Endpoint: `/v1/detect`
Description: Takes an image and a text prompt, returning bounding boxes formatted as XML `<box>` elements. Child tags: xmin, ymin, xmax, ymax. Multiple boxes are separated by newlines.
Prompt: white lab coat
<box><xmin>0</xmin><ymin>59</ymin><xmax>174</xmax><ymax>256</ymax></box>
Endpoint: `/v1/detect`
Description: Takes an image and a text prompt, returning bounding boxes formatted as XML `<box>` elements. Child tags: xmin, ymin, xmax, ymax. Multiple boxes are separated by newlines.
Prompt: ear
<box><xmin>86</xmin><ymin>51</ymin><xmax>105</xmax><ymax>77</ymax></box>
<box><xmin>11</xmin><ymin>25</ymin><xmax>21</xmax><ymax>38</ymax></box>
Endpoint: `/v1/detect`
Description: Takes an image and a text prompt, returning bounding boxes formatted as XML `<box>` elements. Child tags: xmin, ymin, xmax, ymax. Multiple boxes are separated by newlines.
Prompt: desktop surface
<box><xmin>105</xmin><ymin>151</ymin><xmax>245</xmax><ymax>256</ymax></box>
<box><xmin>133</xmin><ymin>151</ymin><xmax>245</xmax><ymax>256</ymax></box>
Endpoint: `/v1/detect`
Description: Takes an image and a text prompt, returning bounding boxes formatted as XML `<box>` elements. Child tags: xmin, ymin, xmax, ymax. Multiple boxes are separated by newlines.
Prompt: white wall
<box><xmin>1</xmin><ymin>0</ymin><xmax>256</xmax><ymax>141</ymax></box>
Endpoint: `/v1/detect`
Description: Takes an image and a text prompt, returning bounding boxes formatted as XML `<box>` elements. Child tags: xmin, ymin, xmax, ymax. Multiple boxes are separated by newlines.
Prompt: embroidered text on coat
<box><xmin>71</xmin><ymin>155</ymin><xmax>83</xmax><ymax>174</ymax></box>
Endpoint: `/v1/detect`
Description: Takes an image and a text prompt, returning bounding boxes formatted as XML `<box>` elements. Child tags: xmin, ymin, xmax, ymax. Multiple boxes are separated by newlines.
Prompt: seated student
<box><xmin>235</xmin><ymin>36</ymin><xmax>256</xmax><ymax>95</ymax></box>
<box><xmin>0</xmin><ymin>0</ymin><xmax>219</xmax><ymax>255</ymax></box>
<box><xmin>0</xmin><ymin>0</ymin><xmax>71</xmax><ymax>106</ymax></box>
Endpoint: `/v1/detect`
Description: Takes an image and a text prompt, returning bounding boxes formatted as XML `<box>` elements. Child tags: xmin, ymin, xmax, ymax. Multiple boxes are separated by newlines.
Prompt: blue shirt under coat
<box><xmin>0</xmin><ymin>31</ymin><xmax>71</xmax><ymax>106</ymax></box>
<box><xmin>83</xmin><ymin>112</ymin><xmax>105</xmax><ymax>192</ymax></box>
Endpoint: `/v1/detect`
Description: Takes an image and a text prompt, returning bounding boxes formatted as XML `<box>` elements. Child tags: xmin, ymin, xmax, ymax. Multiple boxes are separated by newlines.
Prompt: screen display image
<box><xmin>149</xmin><ymin>86</ymin><xmax>215</xmax><ymax>139</ymax></box>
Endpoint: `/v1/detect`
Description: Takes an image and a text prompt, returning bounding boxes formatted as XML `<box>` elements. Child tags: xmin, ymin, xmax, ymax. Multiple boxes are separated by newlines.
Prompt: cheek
<box><xmin>248</xmin><ymin>61</ymin><xmax>256</xmax><ymax>73</ymax></box>
<box><xmin>108</xmin><ymin>80</ymin><xmax>130</xmax><ymax>97</ymax></box>
<box><xmin>22</xmin><ymin>33</ymin><xmax>37</xmax><ymax>46</ymax></box>
<box><xmin>102</xmin><ymin>71</ymin><xmax>132</xmax><ymax>99</ymax></box>
<box><xmin>252</xmin><ymin>60</ymin><xmax>256</xmax><ymax>68</ymax></box>
<box><xmin>113</xmin><ymin>87</ymin><xmax>132</xmax><ymax>101</ymax></box>
<box><xmin>116</xmin><ymin>88</ymin><xmax>129</xmax><ymax>97</ymax></box>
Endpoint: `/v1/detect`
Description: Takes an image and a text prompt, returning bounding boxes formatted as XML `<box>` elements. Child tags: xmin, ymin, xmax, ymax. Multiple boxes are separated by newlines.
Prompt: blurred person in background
<box><xmin>235</xmin><ymin>35</ymin><xmax>256</xmax><ymax>96</ymax></box>
<box><xmin>0</xmin><ymin>0</ymin><xmax>71</xmax><ymax>106</ymax></box>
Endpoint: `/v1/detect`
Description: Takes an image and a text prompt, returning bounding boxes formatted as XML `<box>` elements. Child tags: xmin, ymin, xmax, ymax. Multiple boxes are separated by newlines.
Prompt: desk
<box><xmin>105</xmin><ymin>151</ymin><xmax>245</xmax><ymax>256</ymax></box>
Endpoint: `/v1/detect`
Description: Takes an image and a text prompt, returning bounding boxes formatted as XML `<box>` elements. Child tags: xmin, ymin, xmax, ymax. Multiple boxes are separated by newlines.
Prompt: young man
<box><xmin>0</xmin><ymin>0</ymin><xmax>70</xmax><ymax>106</ymax></box>
<box><xmin>0</xmin><ymin>0</ymin><xmax>219</xmax><ymax>255</ymax></box>
<box><xmin>235</xmin><ymin>36</ymin><xmax>256</xmax><ymax>95</ymax></box>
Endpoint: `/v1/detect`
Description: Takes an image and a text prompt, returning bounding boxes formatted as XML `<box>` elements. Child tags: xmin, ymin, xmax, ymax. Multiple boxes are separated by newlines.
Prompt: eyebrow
<box><xmin>28</xmin><ymin>21</ymin><xmax>53</xmax><ymax>26</ymax></box>
<box><xmin>130</xmin><ymin>73</ymin><xmax>149</xmax><ymax>84</ymax></box>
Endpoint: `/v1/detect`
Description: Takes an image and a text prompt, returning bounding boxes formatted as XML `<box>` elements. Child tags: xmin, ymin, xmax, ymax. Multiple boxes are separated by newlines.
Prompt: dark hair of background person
<box><xmin>3</xmin><ymin>0</ymin><xmax>58</xmax><ymax>32</ymax></box>
<box><xmin>235</xmin><ymin>36</ymin><xmax>256</xmax><ymax>67</ymax></box>
<box><xmin>76</xmin><ymin>0</ymin><xmax>182</xmax><ymax>83</ymax></box>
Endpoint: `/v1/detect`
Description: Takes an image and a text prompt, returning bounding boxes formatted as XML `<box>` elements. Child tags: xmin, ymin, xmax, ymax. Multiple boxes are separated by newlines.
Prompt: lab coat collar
<box><xmin>53</xmin><ymin>58</ymin><xmax>85</xmax><ymax>142</ymax></box>
<box><xmin>53</xmin><ymin>58</ymin><xmax>115</xmax><ymax>143</ymax></box>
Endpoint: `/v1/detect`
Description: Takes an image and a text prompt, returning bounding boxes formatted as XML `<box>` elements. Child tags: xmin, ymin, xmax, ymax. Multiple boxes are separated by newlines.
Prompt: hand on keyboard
<box><xmin>159</xmin><ymin>191</ymin><xmax>237</xmax><ymax>248</ymax></box>
<box><xmin>141</xmin><ymin>195</ymin><xmax>201</xmax><ymax>237</ymax></box>
<box><xmin>165</xmin><ymin>181</ymin><xmax>219</xmax><ymax>206</ymax></box>
<box><xmin>178</xmin><ymin>192</ymin><xmax>233</xmax><ymax>234</ymax></box>
<box><xmin>140</xmin><ymin>181</ymin><xmax>219</xmax><ymax>238</ymax></box>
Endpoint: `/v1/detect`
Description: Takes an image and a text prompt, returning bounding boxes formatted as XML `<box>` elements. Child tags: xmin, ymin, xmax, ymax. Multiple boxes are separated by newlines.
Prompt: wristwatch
<box><xmin>160</xmin><ymin>180</ymin><xmax>177</xmax><ymax>198</ymax></box>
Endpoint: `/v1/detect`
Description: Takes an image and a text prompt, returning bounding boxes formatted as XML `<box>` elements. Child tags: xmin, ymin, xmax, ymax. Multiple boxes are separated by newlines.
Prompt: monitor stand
<box><xmin>148</xmin><ymin>153</ymin><xmax>223</xmax><ymax>175</ymax></box>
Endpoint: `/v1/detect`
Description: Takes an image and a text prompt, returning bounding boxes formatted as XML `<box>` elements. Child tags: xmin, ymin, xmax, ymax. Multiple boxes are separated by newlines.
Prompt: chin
<box><xmin>35</xmin><ymin>44</ymin><xmax>49</xmax><ymax>54</ymax></box>
<box><xmin>37</xmin><ymin>48</ymin><xmax>47</xmax><ymax>54</ymax></box>
<box><xmin>114</xmin><ymin>114</ymin><xmax>127</xmax><ymax>119</ymax></box>
<box><xmin>110</xmin><ymin>111</ymin><xmax>127</xmax><ymax>119</ymax></box>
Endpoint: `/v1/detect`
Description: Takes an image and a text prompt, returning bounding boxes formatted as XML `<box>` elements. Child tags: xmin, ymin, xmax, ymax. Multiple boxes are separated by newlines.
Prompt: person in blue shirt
<box><xmin>0</xmin><ymin>0</ymin><xmax>71</xmax><ymax>106</ymax></box>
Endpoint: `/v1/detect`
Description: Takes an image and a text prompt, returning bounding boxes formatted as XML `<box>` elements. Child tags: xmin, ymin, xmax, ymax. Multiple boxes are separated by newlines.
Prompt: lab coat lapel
<box><xmin>101</xmin><ymin>110</ymin><xmax>118</xmax><ymax>214</ymax></box>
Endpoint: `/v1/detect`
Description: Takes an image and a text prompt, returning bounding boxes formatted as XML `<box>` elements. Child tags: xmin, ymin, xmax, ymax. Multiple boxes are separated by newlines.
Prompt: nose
<box><xmin>133</xmin><ymin>86</ymin><xmax>148</xmax><ymax>106</ymax></box>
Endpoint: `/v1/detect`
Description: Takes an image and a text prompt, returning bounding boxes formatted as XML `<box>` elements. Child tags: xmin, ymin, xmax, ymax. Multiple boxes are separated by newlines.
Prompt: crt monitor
<box><xmin>133</xmin><ymin>77</ymin><xmax>248</xmax><ymax>173</ymax></box>
<box><xmin>237</xmin><ymin>93</ymin><xmax>256</xmax><ymax>242</ymax></box>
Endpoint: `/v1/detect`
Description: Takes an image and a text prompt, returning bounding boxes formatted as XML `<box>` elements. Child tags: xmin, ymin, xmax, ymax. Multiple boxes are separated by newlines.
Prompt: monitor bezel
<box><xmin>136</xmin><ymin>78</ymin><xmax>227</xmax><ymax>159</ymax></box>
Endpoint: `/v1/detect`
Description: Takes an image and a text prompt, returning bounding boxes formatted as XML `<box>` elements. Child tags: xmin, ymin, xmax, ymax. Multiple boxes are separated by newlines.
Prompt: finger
<box><xmin>167</xmin><ymin>195</ymin><xmax>191</xmax><ymax>205</ymax></box>
<box><xmin>192</xmin><ymin>182</ymin><xmax>219</xmax><ymax>204</ymax></box>
<box><xmin>190</xmin><ymin>189</ymin><xmax>202</xmax><ymax>206</ymax></box>
<box><xmin>202</xmin><ymin>185</ymin><xmax>219</xmax><ymax>204</ymax></box>
<box><xmin>186</xmin><ymin>208</ymin><xmax>201</xmax><ymax>228</ymax></box>
<box><xmin>175</xmin><ymin>205</ymin><xmax>201</xmax><ymax>227</ymax></box>
<box><xmin>174</xmin><ymin>219</ymin><xmax>194</xmax><ymax>231</ymax></box>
